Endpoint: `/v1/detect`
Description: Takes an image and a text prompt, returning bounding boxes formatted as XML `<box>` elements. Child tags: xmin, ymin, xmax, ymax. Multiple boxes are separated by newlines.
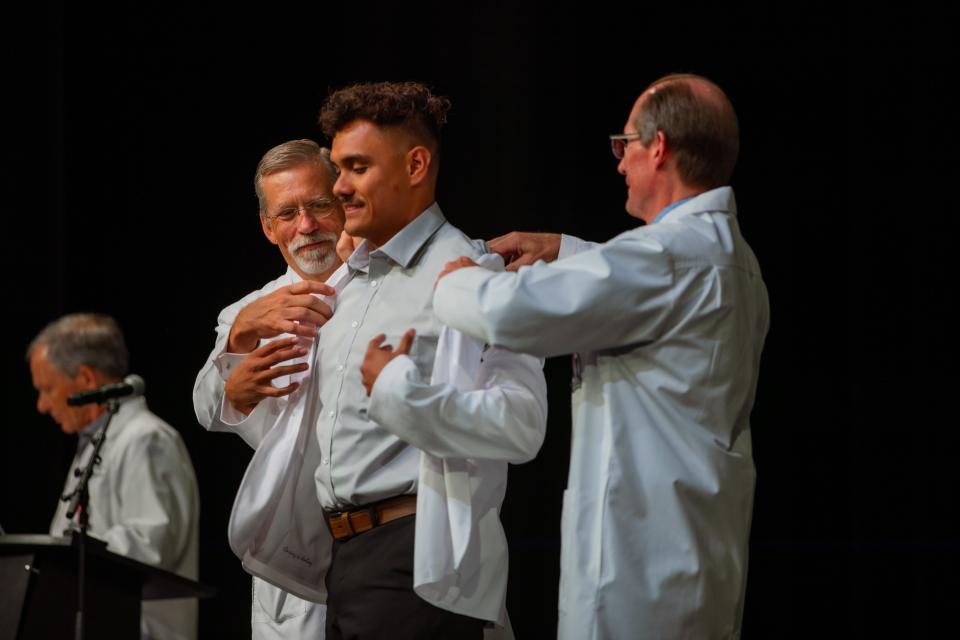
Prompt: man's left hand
<box><xmin>436</xmin><ymin>256</ymin><xmax>478</xmax><ymax>287</ymax></box>
<box><xmin>361</xmin><ymin>329</ymin><xmax>416</xmax><ymax>395</ymax></box>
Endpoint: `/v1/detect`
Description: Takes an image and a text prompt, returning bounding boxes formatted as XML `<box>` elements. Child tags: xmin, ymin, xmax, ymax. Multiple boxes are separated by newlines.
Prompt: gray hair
<box><xmin>634</xmin><ymin>73</ymin><xmax>740</xmax><ymax>190</ymax></box>
<box><xmin>253</xmin><ymin>139</ymin><xmax>338</xmax><ymax>213</ymax></box>
<box><xmin>27</xmin><ymin>313</ymin><xmax>129</xmax><ymax>380</ymax></box>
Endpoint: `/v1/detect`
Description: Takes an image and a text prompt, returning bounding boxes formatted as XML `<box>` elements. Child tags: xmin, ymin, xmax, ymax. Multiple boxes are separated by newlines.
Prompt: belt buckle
<box><xmin>327</xmin><ymin>504</ymin><xmax>380</xmax><ymax>540</ymax></box>
<box><xmin>326</xmin><ymin>510</ymin><xmax>354</xmax><ymax>539</ymax></box>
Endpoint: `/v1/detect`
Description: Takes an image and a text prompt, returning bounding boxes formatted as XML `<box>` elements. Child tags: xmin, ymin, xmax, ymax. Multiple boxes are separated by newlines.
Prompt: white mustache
<box><xmin>289</xmin><ymin>231</ymin><xmax>338</xmax><ymax>252</ymax></box>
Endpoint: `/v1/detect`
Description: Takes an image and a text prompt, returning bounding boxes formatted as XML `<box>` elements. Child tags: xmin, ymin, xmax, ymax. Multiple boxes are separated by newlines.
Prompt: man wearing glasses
<box><xmin>434</xmin><ymin>74</ymin><xmax>770</xmax><ymax>639</ymax></box>
<box><xmin>193</xmin><ymin>138</ymin><xmax>341</xmax><ymax>638</ymax></box>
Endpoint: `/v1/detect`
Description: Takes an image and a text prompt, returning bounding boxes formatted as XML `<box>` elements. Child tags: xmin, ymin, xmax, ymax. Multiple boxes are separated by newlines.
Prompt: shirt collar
<box><xmin>348</xmin><ymin>203</ymin><xmax>446</xmax><ymax>272</ymax></box>
<box><xmin>650</xmin><ymin>187</ymin><xmax>738</xmax><ymax>224</ymax></box>
<box><xmin>652</xmin><ymin>196</ymin><xmax>693</xmax><ymax>224</ymax></box>
<box><xmin>76</xmin><ymin>411</ymin><xmax>110</xmax><ymax>455</ymax></box>
<box><xmin>75</xmin><ymin>395</ymin><xmax>148</xmax><ymax>454</ymax></box>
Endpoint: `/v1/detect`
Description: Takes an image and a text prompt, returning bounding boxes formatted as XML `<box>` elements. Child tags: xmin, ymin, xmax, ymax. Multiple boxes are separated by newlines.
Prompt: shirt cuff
<box><xmin>558</xmin><ymin>234</ymin><xmax>596</xmax><ymax>259</ymax></box>
<box><xmin>214</xmin><ymin>351</ymin><xmax>249</xmax><ymax>381</ymax></box>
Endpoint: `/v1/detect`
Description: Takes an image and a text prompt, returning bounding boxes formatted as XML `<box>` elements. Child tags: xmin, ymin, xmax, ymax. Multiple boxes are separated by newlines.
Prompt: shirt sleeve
<box><xmin>367</xmin><ymin>348</ymin><xmax>547</xmax><ymax>463</ymax></box>
<box><xmin>433</xmin><ymin>231</ymin><xmax>676</xmax><ymax>358</ymax></box>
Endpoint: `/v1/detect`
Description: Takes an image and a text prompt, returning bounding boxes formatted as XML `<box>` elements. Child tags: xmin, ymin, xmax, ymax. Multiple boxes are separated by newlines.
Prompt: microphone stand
<box><xmin>61</xmin><ymin>397</ymin><xmax>121</xmax><ymax>640</ymax></box>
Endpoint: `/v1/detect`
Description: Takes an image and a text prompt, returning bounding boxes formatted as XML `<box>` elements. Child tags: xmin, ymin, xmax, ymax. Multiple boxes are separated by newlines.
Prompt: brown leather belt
<box><xmin>324</xmin><ymin>494</ymin><xmax>417</xmax><ymax>541</ymax></box>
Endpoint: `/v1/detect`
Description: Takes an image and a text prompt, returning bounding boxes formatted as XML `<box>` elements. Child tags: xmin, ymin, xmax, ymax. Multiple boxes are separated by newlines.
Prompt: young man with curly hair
<box><xmin>200</xmin><ymin>83</ymin><xmax>547</xmax><ymax>639</ymax></box>
<box><xmin>313</xmin><ymin>80</ymin><xmax>547</xmax><ymax>639</ymax></box>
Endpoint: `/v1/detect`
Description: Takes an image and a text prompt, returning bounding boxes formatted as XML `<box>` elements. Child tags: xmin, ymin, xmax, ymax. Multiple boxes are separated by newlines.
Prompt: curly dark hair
<box><xmin>319</xmin><ymin>81</ymin><xmax>451</xmax><ymax>150</ymax></box>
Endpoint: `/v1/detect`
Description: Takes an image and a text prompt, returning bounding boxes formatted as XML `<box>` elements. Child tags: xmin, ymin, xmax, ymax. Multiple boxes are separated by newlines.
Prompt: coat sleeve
<box><xmin>367</xmin><ymin>347</ymin><xmax>547</xmax><ymax>463</ymax></box>
<box><xmin>558</xmin><ymin>233</ymin><xmax>601</xmax><ymax>257</ymax></box>
<box><xmin>100</xmin><ymin>425</ymin><xmax>198</xmax><ymax>573</ymax></box>
<box><xmin>192</xmin><ymin>299</ymin><xmax>240</xmax><ymax>430</ymax></box>
<box><xmin>433</xmin><ymin>231</ymin><xmax>676</xmax><ymax>358</ymax></box>
<box><xmin>192</xmin><ymin>297</ymin><xmax>277</xmax><ymax>449</ymax></box>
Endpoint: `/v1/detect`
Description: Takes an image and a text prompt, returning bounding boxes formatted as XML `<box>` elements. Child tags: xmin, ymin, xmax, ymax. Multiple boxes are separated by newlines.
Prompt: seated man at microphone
<box><xmin>27</xmin><ymin>312</ymin><xmax>200</xmax><ymax>640</ymax></box>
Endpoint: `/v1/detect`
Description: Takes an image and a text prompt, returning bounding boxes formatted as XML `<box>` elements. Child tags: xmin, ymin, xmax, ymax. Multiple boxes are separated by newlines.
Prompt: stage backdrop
<box><xmin>2</xmin><ymin>3</ymin><xmax>951</xmax><ymax>638</ymax></box>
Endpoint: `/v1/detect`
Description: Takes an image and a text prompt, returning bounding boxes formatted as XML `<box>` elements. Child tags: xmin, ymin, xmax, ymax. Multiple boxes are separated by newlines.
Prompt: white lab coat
<box><xmin>433</xmin><ymin>187</ymin><xmax>770</xmax><ymax>640</ymax></box>
<box><xmin>193</xmin><ymin>267</ymin><xmax>333</xmax><ymax>638</ymax></box>
<box><xmin>52</xmin><ymin>396</ymin><xmax>199</xmax><ymax>640</ymax></box>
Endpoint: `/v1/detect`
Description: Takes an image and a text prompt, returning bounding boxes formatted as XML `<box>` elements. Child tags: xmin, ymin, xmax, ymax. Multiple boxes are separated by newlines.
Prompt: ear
<box><xmin>74</xmin><ymin>364</ymin><xmax>101</xmax><ymax>391</ymax></box>
<box><xmin>260</xmin><ymin>213</ymin><xmax>279</xmax><ymax>246</ymax></box>
<box><xmin>651</xmin><ymin>130</ymin><xmax>668</xmax><ymax>169</ymax></box>
<box><xmin>407</xmin><ymin>146</ymin><xmax>433</xmax><ymax>187</ymax></box>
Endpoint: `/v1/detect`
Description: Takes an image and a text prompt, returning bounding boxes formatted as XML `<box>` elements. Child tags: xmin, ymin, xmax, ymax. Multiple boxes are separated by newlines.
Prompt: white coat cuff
<box><xmin>368</xmin><ymin>355</ymin><xmax>419</xmax><ymax>426</ymax></box>
<box><xmin>219</xmin><ymin>391</ymin><xmax>268</xmax><ymax>427</ymax></box>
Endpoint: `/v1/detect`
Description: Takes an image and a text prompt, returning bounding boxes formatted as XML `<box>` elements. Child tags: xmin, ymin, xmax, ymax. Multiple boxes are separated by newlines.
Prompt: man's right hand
<box><xmin>486</xmin><ymin>231</ymin><xmax>562</xmax><ymax>271</ymax></box>
<box><xmin>224</xmin><ymin>337</ymin><xmax>309</xmax><ymax>415</ymax></box>
<box><xmin>228</xmin><ymin>280</ymin><xmax>335</xmax><ymax>354</ymax></box>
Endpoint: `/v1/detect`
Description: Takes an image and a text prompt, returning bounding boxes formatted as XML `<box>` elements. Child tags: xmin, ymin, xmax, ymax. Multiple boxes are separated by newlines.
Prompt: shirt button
<box><xmin>336</xmin><ymin>364</ymin><xmax>344</xmax><ymax>372</ymax></box>
<box><xmin>370</xmin><ymin>280</ymin><xmax>378</xmax><ymax>287</ymax></box>
<box><xmin>351</xmin><ymin>321</ymin><xmax>359</xmax><ymax>328</ymax></box>
<box><xmin>322</xmin><ymin>458</ymin><xmax>329</xmax><ymax>465</ymax></box>
<box><xmin>327</xmin><ymin>410</ymin><xmax>335</xmax><ymax>418</ymax></box>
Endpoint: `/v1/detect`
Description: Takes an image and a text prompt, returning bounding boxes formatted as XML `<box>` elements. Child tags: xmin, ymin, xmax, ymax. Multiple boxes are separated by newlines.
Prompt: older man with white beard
<box><xmin>193</xmin><ymin>138</ymin><xmax>342</xmax><ymax>637</ymax></box>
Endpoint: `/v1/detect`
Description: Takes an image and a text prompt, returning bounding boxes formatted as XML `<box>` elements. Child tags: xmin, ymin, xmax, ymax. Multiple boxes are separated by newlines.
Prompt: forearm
<box><xmin>193</xmin><ymin>326</ymin><xmax>276</xmax><ymax>448</ymax></box>
<box><xmin>196</xmin><ymin>373</ymin><xmax>276</xmax><ymax>450</ymax></box>
<box><xmin>368</xmin><ymin>352</ymin><xmax>547</xmax><ymax>463</ymax></box>
<box><xmin>435</xmin><ymin>234</ymin><xmax>675</xmax><ymax>357</ymax></box>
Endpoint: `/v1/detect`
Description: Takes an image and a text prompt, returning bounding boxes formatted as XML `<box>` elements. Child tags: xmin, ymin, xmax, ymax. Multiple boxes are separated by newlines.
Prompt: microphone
<box><xmin>67</xmin><ymin>374</ymin><xmax>146</xmax><ymax>406</ymax></box>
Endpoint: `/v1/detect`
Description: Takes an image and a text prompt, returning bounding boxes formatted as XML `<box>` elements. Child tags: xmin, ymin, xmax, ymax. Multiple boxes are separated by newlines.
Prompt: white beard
<box><xmin>288</xmin><ymin>231</ymin><xmax>338</xmax><ymax>275</ymax></box>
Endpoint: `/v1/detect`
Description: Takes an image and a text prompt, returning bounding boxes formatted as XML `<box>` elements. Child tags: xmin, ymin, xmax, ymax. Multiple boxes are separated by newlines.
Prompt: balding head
<box><xmin>632</xmin><ymin>74</ymin><xmax>739</xmax><ymax>190</ymax></box>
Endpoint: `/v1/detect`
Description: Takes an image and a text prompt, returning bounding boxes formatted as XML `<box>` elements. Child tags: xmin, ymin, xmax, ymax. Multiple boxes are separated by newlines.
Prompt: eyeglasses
<box><xmin>609</xmin><ymin>133</ymin><xmax>643</xmax><ymax>160</ymax></box>
<box><xmin>264</xmin><ymin>197</ymin><xmax>340</xmax><ymax>224</ymax></box>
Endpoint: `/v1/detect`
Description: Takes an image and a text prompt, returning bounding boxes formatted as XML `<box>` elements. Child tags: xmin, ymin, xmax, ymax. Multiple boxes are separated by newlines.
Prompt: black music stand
<box><xmin>0</xmin><ymin>534</ymin><xmax>215</xmax><ymax>640</ymax></box>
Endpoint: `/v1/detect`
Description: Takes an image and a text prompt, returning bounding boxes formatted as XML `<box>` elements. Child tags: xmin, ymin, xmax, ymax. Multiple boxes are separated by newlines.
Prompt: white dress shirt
<box><xmin>53</xmin><ymin>396</ymin><xmax>200</xmax><ymax>640</ymax></box>
<box><xmin>433</xmin><ymin>187</ymin><xmax>770</xmax><ymax>640</ymax></box>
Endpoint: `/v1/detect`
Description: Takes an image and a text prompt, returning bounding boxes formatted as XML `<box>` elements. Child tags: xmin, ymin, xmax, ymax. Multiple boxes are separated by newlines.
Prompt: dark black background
<box><xmin>2</xmin><ymin>2</ymin><xmax>955</xmax><ymax>638</ymax></box>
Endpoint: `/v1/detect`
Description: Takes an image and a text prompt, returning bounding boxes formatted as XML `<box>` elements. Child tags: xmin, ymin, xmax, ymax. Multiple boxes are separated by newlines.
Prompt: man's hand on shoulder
<box><xmin>487</xmin><ymin>231</ymin><xmax>561</xmax><ymax>271</ymax></box>
<box><xmin>228</xmin><ymin>281</ymin><xmax>335</xmax><ymax>353</ymax></box>
<box><xmin>435</xmin><ymin>256</ymin><xmax>479</xmax><ymax>287</ymax></box>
